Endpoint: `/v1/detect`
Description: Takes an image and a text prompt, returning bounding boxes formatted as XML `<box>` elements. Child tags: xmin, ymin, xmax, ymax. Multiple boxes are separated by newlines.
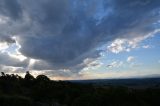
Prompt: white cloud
<box><xmin>2</xmin><ymin>38</ymin><xmax>27</xmax><ymax>62</ymax></box>
<box><xmin>107</xmin><ymin>38</ymin><xmax>140</xmax><ymax>54</ymax></box>
<box><xmin>142</xmin><ymin>45</ymin><xmax>150</xmax><ymax>49</ymax></box>
<box><xmin>106</xmin><ymin>60</ymin><xmax>123</xmax><ymax>68</ymax></box>
<box><xmin>107</xmin><ymin>39</ymin><xmax>126</xmax><ymax>54</ymax></box>
<box><xmin>81</xmin><ymin>58</ymin><xmax>103</xmax><ymax>71</ymax></box>
<box><xmin>107</xmin><ymin>29</ymin><xmax>160</xmax><ymax>54</ymax></box>
<box><xmin>127</xmin><ymin>56</ymin><xmax>135</xmax><ymax>62</ymax></box>
<box><xmin>8</xmin><ymin>53</ymin><xmax>27</xmax><ymax>61</ymax></box>
<box><xmin>0</xmin><ymin>42</ymin><xmax>9</xmax><ymax>52</ymax></box>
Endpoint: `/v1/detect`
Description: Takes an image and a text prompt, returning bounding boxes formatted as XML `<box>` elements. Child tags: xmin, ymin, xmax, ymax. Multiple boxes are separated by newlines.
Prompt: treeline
<box><xmin>0</xmin><ymin>72</ymin><xmax>160</xmax><ymax>106</ymax></box>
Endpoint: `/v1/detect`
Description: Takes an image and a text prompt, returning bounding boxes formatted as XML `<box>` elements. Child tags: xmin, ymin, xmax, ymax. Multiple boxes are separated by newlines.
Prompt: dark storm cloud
<box><xmin>0</xmin><ymin>0</ymin><xmax>22</xmax><ymax>20</ymax></box>
<box><xmin>0</xmin><ymin>52</ymin><xmax>29</xmax><ymax>68</ymax></box>
<box><xmin>0</xmin><ymin>35</ymin><xmax>15</xmax><ymax>44</ymax></box>
<box><xmin>0</xmin><ymin>0</ymin><xmax>160</xmax><ymax>71</ymax></box>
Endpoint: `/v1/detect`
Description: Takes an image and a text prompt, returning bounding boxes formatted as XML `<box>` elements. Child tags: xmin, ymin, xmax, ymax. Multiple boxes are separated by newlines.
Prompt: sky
<box><xmin>0</xmin><ymin>0</ymin><xmax>160</xmax><ymax>80</ymax></box>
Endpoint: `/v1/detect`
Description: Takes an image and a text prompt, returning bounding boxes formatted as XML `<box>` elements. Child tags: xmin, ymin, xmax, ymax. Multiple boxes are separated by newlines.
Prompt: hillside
<box><xmin>0</xmin><ymin>72</ymin><xmax>160</xmax><ymax>106</ymax></box>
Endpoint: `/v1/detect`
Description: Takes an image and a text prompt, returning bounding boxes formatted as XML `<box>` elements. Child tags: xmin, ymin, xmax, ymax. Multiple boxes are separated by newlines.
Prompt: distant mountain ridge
<box><xmin>69</xmin><ymin>77</ymin><xmax>160</xmax><ymax>88</ymax></box>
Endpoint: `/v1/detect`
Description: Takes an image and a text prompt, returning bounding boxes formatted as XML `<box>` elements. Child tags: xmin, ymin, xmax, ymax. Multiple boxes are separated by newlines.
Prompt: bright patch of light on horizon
<box><xmin>29</xmin><ymin>70</ymin><xmax>45</xmax><ymax>77</ymax></box>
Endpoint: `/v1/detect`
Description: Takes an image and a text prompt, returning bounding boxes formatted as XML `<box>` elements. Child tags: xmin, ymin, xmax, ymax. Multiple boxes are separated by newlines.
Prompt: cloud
<box><xmin>106</xmin><ymin>60</ymin><xmax>123</xmax><ymax>68</ymax></box>
<box><xmin>0</xmin><ymin>42</ymin><xmax>9</xmax><ymax>51</ymax></box>
<box><xmin>81</xmin><ymin>58</ymin><xmax>103</xmax><ymax>72</ymax></box>
<box><xmin>0</xmin><ymin>0</ymin><xmax>160</xmax><ymax>77</ymax></box>
<box><xmin>107</xmin><ymin>29</ymin><xmax>160</xmax><ymax>54</ymax></box>
<box><xmin>0</xmin><ymin>0</ymin><xmax>22</xmax><ymax>20</ymax></box>
<box><xmin>0</xmin><ymin>65</ymin><xmax>25</xmax><ymax>74</ymax></box>
<box><xmin>0</xmin><ymin>52</ymin><xmax>29</xmax><ymax>68</ymax></box>
<box><xmin>142</xmin><ymin>45</ymin><xmax>150</xmax><ymax>49</ymax></box>
<box><xmin>107</xmin><ymin>39</ymin><xmax>127</xmax><ymax>54</ymax></box>
<box><xmin>0</xmin><ymin>36</ymin><xmax>15</xmax><ymax>44</ymax></box>
<box><xmin>127</xmin><ymin>56</ymin><xmax>135</xmax><ymax>62</ymax></box>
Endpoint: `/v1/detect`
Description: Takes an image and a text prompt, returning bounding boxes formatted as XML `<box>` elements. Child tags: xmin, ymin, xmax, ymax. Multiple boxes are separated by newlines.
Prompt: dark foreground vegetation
<box><xmin>0</xmin><ymin>72</ymin><xmax>160</xmax><ymax>106</ymax></box>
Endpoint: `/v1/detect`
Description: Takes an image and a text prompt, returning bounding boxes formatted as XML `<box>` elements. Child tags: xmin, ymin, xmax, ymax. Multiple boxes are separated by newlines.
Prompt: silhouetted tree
<box><xmin>1</xmin><ymin>72</ymin><xmax>5</xmax><ymax>76</ymax></box>
<box><xmin>24</xmin><ymin>71</ymin><xmax>34</xmax><ymax>81</ymax></box>
<box><xmin>36</xmin><ymin>75</ymin><xmax>50</xmax><ymax>82</ymax></box>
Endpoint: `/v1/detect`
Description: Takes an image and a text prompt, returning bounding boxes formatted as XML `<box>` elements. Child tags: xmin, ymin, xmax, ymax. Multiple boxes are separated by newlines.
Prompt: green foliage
<box><xmin>0</xmin><ymin>72</ymin><xmax>160</xmax><ymax>106</ymax></box>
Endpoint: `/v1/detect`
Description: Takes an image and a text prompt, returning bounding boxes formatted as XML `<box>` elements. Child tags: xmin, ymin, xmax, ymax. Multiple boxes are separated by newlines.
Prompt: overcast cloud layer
<box><xmin>0</xmin><ymin>0</ymin><xmax>160</xmax><ymax>78</ymax></box>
